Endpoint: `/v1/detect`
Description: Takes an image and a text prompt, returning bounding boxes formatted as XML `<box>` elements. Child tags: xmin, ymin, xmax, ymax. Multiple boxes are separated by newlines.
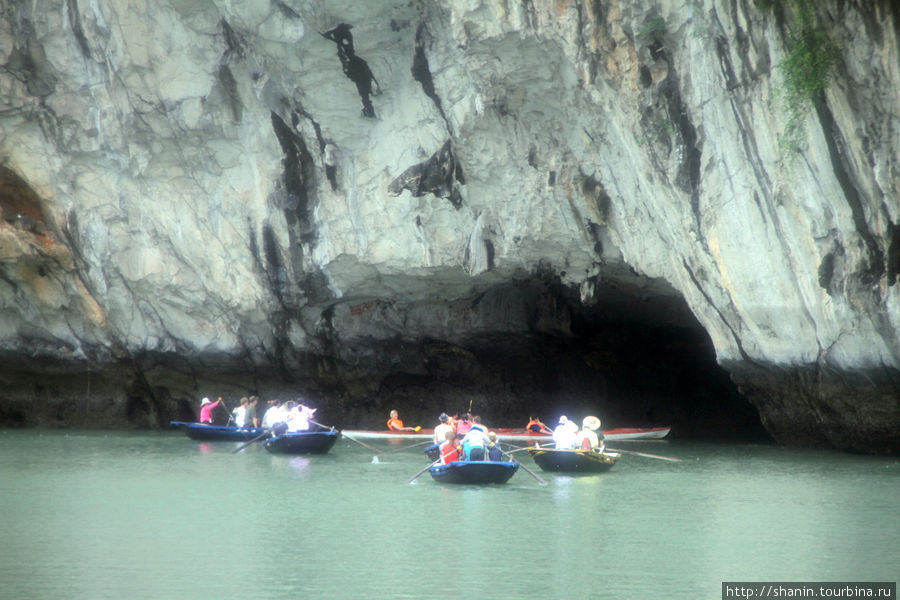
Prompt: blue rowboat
<box><xmin>428</xmin><ymin>460</ymin><xmax>519</xmax><ymax>484</ymax></box>
<box><xmin>424</xmin><ymin>442</ymin><xmax>441</xmax><ymax>461</ymax></box>
<box><xmin>263</xmin><ymin>430</ymin><xmax>341</xmax><ymax>455</ymax></box>
<box><xmin>170</xmin><ymin>421</ymin><xmax>267</xmax><ymax>442</ymax></box>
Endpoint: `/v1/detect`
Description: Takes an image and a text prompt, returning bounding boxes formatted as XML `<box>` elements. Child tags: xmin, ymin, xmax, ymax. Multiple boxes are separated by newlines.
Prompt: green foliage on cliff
<box><xmin>768</xmin><ymin>0</ymin><xmax>840</xmax><ymax>157</ymax></box>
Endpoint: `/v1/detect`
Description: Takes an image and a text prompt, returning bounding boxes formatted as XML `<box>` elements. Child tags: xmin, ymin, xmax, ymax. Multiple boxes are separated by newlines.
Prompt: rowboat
<box><xmin>345</xmin><ymin>426</ymin><xmax>669</xmax><ymax>442</ymax></box>
<box><xmin>428</xmin><ymin>460</ymin><xmax>519</xmax><ymax>484</ymax></box>
<box><xmin>602</xmin><ymin>427</ymin><xmax>670</xmax><ymax>440</ymax></box>
<box><xmin>170</xmin><ymin>421</ymin><xmax>267</xmax><ymax>442</ymax></box>
<box><xmin>527</xmin><ymin>448</ymin><xmax>620</xmax><ymax>473</ymax></box>
<box><xmin>263</xmin><ymin>430</ymin><xmax>341</xmax><ymax>455</ymax></box>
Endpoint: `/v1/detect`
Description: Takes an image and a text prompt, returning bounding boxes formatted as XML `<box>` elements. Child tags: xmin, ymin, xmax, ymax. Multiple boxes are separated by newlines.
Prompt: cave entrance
<box><xmin>564</xmin><ymin>272</ymin><xmax>769</xmax><ymax>440</ymax></box>
<box><xmin>405</xmin><ymin>272</ymin><xmax>770</xmax><ymax>442</ymax></box>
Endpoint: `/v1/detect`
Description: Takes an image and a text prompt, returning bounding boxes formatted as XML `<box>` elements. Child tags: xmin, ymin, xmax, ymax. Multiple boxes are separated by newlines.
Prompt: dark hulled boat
<box><xmin>428</xmin><ymin>460</ymin><xmax>519</xmax><ymax>484</ymax></box>
<box><xmin>263</xmin><ymin>430</ymin><xmax>341</xmax><ymax>455</ymax></box>
<box><xmin>170</xmin><ymin>421</ymin><xmax>267</xmax><ymax>442</ymax></box>
<box><xmin>527</xmin><ymin>448</ymin><xmax>620</xmax><ymax>473</ymax></box>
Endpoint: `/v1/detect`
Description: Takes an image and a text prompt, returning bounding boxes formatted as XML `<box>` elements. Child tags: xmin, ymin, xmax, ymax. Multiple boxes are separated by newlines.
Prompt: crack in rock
<box><xmin>320</xmin><ymin>23</ymin><xmax>380</xmax><ymax>118</ymax></box>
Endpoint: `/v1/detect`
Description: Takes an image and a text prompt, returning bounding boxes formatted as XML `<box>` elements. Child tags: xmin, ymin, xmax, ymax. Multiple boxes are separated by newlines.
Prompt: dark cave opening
<box><xmin>451</xmin><ymin>323</ymin><xmax>769</xmax><ymax>442</ymax></box>
<box><xmin>559</xmin><ymin>277</ymin><xmax>769</xmax><ymax>441</ymax></box>
<box><xmin>365</xmin><ymin>275</ymin><xmax>771</xmax><ymax>442</ymax></box>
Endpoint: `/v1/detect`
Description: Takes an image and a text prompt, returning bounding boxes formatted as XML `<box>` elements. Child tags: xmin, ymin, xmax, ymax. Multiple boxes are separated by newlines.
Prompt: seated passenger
<box><xmin>455</xmin><ymin>412</ymin><xmax>472</xmax><ymax>437</ymax></box>
<box><xmin>433</xmin><ymin>412</ymin><xmax>454</xmax><ymax>443</ymax></box>
<box><xmin>460</xmin><ymin>416</ymin><xmax>491</xmax><ymax>460</ymax></box>
<box><xmin>285</xmin><ymin>401</ymin><xmax>317</xmax><ymax>432</ymax></box>
<box><xmin>440</xmin><ymin>430</ymin><xmax>462</xmax><ymax>464</ymax></box>
<box><xmin>261</xmin><ymin>399</ymin><xmax>285</xmax><ymax>428</ymax></box>
<box><xmin>487</xmin><ymin>432</ymin><xmax>503</xmax><ymax>461</ymax></box>
<box><xmin>386</xmin><ymin>409</ymin><xmax>419</xmax><ymax>432</ymax></box>
<box><xmin>553</xmin><ymin>416</ymin><xmax>578</xmax><ymax>449</ymax></box>
<box><xmin>575</xmin><ymin>416</ymin><xmax>605</xmax><ymax>452</ymax></box>
<box><xmin>525</xmin><ymin>416</ymin><xmax>551</xmax><ymax>434</ymax></box>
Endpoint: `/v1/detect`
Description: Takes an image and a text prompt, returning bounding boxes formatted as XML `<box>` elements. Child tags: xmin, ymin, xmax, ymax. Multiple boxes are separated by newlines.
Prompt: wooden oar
<box><xmin>506</xmin><ymin>440</ymin><xmax>556</xmax><ymax>454</ymax></box>
<box><xmin>310</xmin><ymin>420</ymin><xmax>382</xmax><ymax>453</ymax></box>
<box><xmin>494</xmin><ymin>444</ymin><xmax>547</xmax><ymax>485</ymax></box>
<box><xmin>607</xmin><ymin>447</ymin><xmax>682</xmax><ymax>462</ymax></box>
<box><xmin>219</xmin><ymin>399</ymin><xmax>234</xmax><ymax>426</ymax></box>
<box><xmin>232</xmin><ymin>423</ymin><xmax>287</xmax><ymax>454</ymax></box>
<box><xmin>498</xmin><ymin>440</ymin><xmax>529</xmax><ymax>450</ymax></box>
<box><xmin>407</xmin><ymin>457</ymin><xmax>443</xmax><ymax>484</ymax></box>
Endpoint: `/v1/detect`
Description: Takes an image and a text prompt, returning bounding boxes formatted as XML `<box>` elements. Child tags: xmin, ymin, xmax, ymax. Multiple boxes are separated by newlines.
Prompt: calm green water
<box><xmin>0</xmin><ymin>430</ymin><xmax>897</xmax><ymax>600</ymax></box>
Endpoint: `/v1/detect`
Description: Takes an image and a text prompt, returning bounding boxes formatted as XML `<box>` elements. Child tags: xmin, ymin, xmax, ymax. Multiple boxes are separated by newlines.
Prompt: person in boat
<box><xmin>487</xmin><ymin>432</ymin><xmax>504</xmax><ymax>461</ymax></box>
<box><xmin>433</xmin><ymin>412</ymin><xmax>454</xmax><ymax>443</ymax></box>
<box><xmin>574</xmin><ymin>416</ymin><xmax>605</xmax><ymax>452</ymax></box>
<box><xmin>285</xmin><ymin>401</ymin><xmax>317</xmax><ymax>432</ymax></box>
<box><xmin>232</xmin><ymin>397</ymin><xmax>249</xmax><ymax>428</ymax></box>
<box><xmin>553</xmin><ymin>416</ymin><xmax>578</xmax><ymax>449</ymax></box>
<box><xmin>439</xmin><ymin>429</ymin><xmax>462</xmax><ymax>464</ymax></box>
<box><xmin>460</xmin><ymin>416</ymin><xmax>491</xmax><ymax>460</ymax></box>
<box><xmin>245</xmin><ymin>396</ymin><xmax>260</xmax><ymax>428</ymax></box>
<box><xmin>198</xmin><ymin>397</ymin><xmax>222</xmax><ymax>424</ymax></box>
<box><xmin>387</xmin><ymin>409</ymin><xmax>419</xmax><ymax>432</ymax></box>
<box><xmin>455</xmin><ymin>412</ymin><xmax>472</xmax><ymax>438</ymax></box>
<box><xmin>525</xmin><ymin>416</ymin><xmax>551</xmax><ymax>434</ymax></box>
<box><xmin>261</xmin><ymin>398</ymin><xmax>285</xmax><ymax>429</ymax></box>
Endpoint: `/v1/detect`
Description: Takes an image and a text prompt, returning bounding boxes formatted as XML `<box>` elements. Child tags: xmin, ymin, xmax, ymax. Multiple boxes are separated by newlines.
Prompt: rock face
<box><xmin>0</xmin><ymin>0</ymin><xmax>896</xmax><ymax>452</ymax></box>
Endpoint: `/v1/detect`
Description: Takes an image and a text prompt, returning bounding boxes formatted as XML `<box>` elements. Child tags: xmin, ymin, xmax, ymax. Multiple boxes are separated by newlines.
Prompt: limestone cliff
<box><xmin>0</xmin><ymin>0</ymin><xmax>896</xmax><ymax>452</ymax></box>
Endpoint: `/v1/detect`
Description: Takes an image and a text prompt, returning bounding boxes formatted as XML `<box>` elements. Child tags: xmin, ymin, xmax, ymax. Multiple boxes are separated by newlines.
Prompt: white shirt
<box><xmin>261</xmin><ymin>405</ymin><xmax>284</xmax><ymax>428</ymax></box>
<box><xmin>461</xmin><ymin>425</ymin><xmax>490</xmax><ymax>450</ymax></box>
<box><xmin>433</xmin><ymin>422</ymin><xmax>454</xmax><ymax>443</ymax></box>
<box><xmin>553</xmin><ymin>423</ymin><xmax>577</xmax><ymax>449</ymax></box>
<box><xmin>232</xmin><ymin>405</ymin><xmax>247</xmax><ymax>427</ymax></box>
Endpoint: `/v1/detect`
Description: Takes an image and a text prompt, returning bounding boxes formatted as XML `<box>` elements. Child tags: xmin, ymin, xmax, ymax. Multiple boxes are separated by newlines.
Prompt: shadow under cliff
<box><xmin>0</xmin><ymin>276</ymin><xmax>771</xmax><ymax>445</ymax></box>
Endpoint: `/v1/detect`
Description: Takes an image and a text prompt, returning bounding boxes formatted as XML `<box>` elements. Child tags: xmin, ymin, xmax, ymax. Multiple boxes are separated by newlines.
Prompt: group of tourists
<box><xmin>198</xmin><ymin>396</ymin><xmax>318</xmax><ymax>433</ymax></box>
<box><xmin>426</xmin><ymin>411</ymin><xmax>504</xmax><ymax>465</ymax></box>
<box><xmin>552</xmin><ymin>415</ymin><xmax>606</xmax><ymax>452</ymax></box>
<box><xmin>200</xmin><ymin>398</ymin><xmax>605</xmax><ymax>453</ymax></box>
<box><xmin>392</xmin><ymin>408</ymin><xmax>607</xmax><ymax>465</ymax></box>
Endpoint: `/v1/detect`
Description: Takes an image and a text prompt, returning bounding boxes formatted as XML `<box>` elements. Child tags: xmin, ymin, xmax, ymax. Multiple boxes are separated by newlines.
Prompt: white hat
<box><xmin>583</xmin><ymin>416</ymin><xmax>602</xmax><ymax>431</ymax></box>
<box><xmin>558</xmin><ymin>415</ymin><xmax>568</xmax><ymax>424</ymax></box>
<box><xmin>200</xmin><ymin>397</ymin><xmax>211</xmax><ymax>406</ymax></box>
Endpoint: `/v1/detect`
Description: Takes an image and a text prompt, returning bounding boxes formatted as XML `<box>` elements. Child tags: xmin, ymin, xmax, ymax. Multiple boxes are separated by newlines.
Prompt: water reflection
<box><xmin>287</xmin><ymin>456</ymin><xmax>311</xmax><ymax>476</ymax></box>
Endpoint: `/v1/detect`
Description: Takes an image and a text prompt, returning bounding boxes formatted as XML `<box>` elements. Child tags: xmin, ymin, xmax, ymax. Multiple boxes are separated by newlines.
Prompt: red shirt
<box><xmin>387</xmin><ymin>417</ymin><xmax>405</xmax><ymax>430</ymax></box>
<box><xmin>440</xmin><ymin>441</ymin><xmax>461</xmax><ymax>464</ymax></box>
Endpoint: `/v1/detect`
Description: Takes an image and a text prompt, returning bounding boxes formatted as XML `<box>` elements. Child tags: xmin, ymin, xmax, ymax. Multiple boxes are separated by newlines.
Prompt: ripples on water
<box><xmin>0</xmin><ymin>430</ymin><xmax>897</xmax><ymax>599</ymax></box>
